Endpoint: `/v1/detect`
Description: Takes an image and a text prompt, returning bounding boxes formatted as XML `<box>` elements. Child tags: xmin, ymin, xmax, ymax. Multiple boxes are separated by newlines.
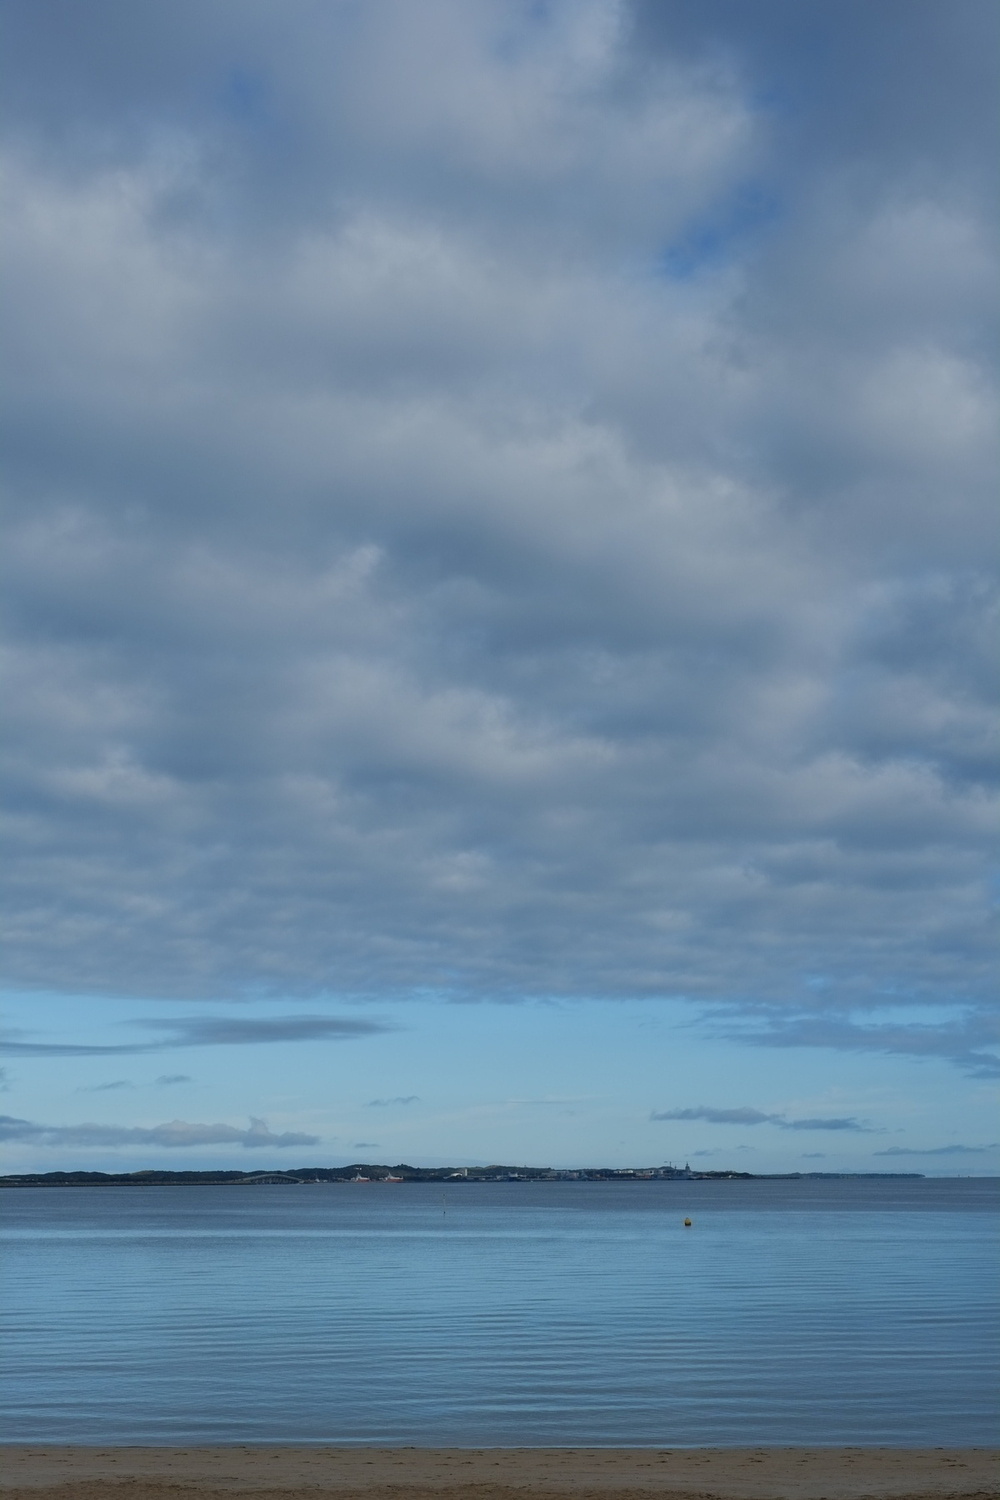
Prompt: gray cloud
<box><xmin>366</xmin><ymin>1096</ymin><xmax>418</xmax><ymax>1107</ymax></box>
<box><xmin>0</xmin><ymin>2</ymin><xmax>995</xmax><ymax>1062</ymax></box>
<box><xmin>155</xmin><ymin>1073</ymin><xmax>192</xmax><ymax>1085</ymax></box>
<box><xmin>655</xmin><ymin>1106</ymin><xmax>779</xmax><ymax>1126</ymax></box>
<box><xmin>138</xmin><ymin>1015</ymin><xmax>391</xmax><ymax>1046</ymax></box>
<box><xmin>723</xmin><ymin>1010</ymin><xmax>1000</xmax><ymax>1079</ymax></box>
<box><xmin>0</xmin><ymin>1113</ymin><xmax>319</xmax><ymax>1148</ymax></box>
<box><xmin>0</xmin><ymin>1015</ymin><xmax>391</xmax><ymax>1056</ymax></box>
<box><xmin>874</xmin><ymin>1143</ymin><xmax>999</xmax><ymax>1157</ymax></box>
<box><xmin>652</xmin><ymin>1106</ymin><xmax>876</xmax><ymax>1132</ymax></box>
<box><xmin>75</xmin><ymin>1079</ymin><xmax>133</xmax><ymax>1092</ymax></box>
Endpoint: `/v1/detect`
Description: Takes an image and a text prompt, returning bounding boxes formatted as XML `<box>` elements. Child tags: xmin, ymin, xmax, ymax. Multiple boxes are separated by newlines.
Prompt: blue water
<box><xmin>2</xmin><ymin>1178</ymin><xmax>997</xmax><ymax>1446</ymax></box>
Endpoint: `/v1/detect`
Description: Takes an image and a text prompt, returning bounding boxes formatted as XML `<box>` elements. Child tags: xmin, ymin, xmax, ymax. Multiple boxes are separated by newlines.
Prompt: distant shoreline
<box><xmin>0</xmin><ymin>1165</ymin><xmax>924</xmax><ymax>1186</ymax></box>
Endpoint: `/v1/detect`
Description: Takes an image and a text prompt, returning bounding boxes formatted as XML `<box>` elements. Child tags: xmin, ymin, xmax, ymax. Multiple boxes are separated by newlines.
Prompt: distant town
<box><xmin>0</xmin><ymin>1162</ymin><xmax>923</xmax><ymax>1186</ymax></box>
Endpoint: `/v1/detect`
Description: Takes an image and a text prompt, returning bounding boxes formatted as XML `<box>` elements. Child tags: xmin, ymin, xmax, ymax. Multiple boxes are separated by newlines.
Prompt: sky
<box><xmin>1</xmin><ymin>0</ymin><xmax>997</xmax><ymax>1175</ymax></box>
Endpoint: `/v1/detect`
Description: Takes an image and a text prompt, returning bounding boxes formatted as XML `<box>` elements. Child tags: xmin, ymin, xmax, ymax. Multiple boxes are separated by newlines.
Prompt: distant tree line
<box><xmin>0</xmin><ymin>1164</ymin><xmax>920</xmax><ymax>1186</ymax></box>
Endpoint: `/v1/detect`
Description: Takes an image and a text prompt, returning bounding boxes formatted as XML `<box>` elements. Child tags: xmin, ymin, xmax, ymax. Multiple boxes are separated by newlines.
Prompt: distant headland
<box><xmin>0</xmin><ymin>1163</ymin><xmax>923</xmax><ymax>1186</ymax></box>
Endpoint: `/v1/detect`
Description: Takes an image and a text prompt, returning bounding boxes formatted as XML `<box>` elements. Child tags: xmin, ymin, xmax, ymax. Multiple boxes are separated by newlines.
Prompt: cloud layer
<box><xmin>723</xmin><ymin>1010</ymin><xmax>1000</xmax><ymax>1079</ymax></box>
<box><xmin>0</xmin><ymin>1015</ymin><xmax>389</xmax><ymax>1056</ymax></box>
<box><xmin>651</xmin><ymin>1106</ymin><xmax>876</xmax><ymax>1132</ymax></box>
<box><xmin>0</xmin><ymin>2</ymin><xmax>996</xmax><ymax>1073</ymax></box>
<box><xmin>874</xmin><ymin>1143</ymin><xmax>998</xmax><ymax>1157</ymax></box>
<box><xmin>0</xmin><ymin>1114</ymin><xmax>319</xmax><ymax>1149</ymax></box>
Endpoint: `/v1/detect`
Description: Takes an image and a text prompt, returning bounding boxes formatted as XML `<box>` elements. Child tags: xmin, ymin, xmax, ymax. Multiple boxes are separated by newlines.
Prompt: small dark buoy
<box><xmin>683</xmin><ymin>1217</ymin><xmax>692</xmax><ymax>1227</ymax></box>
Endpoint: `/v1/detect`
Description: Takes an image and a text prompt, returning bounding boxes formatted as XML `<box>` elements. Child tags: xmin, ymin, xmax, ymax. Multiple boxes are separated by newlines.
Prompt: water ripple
<box><xmin>2</xmin><ymin>1178</ymin><xmax>996</xmax><ymax>1445</ymax></box>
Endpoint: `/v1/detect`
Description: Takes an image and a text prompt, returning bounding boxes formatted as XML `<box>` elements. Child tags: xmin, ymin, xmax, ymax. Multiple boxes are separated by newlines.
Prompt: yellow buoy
<box><xmin>683</xmin><ymin>1217</ymin><xmax>692</xmax><ymax>1227</ymax></box>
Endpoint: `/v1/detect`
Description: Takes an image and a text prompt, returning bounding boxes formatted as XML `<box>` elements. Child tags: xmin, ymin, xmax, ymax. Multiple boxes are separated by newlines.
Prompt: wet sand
<box><xmin>1</xmin><ymin>1447</ymin><xmax>996</xmax><ymax>1500</ymax></box>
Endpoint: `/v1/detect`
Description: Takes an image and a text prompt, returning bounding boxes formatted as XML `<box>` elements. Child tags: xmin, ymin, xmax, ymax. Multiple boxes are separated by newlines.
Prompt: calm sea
<box><xmin>2</xmin><ymin>1178</ymin><xmax>997</xmax><ymax>1446</ymax></box>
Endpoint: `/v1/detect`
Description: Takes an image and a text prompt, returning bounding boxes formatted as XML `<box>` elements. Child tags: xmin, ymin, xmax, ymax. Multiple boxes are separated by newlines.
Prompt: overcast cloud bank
<box><xmin>0</xmin><ymin>1</ymin><xmax>996</xmax><ymax>1082</ymax></box>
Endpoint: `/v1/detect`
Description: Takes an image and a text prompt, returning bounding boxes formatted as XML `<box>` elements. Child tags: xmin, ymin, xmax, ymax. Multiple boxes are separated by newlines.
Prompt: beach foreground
<box><xmin>1</xmin><ymin>1448</ymin><xmax>996</xmax><ymax>1500</ymax></box>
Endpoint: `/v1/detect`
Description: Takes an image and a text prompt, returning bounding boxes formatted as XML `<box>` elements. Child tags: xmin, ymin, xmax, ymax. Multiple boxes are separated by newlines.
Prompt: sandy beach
<box><xmin>1</xmin><ymin>1447</ymin><xmax>996</xmax><ymax>1500</ymax></box>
